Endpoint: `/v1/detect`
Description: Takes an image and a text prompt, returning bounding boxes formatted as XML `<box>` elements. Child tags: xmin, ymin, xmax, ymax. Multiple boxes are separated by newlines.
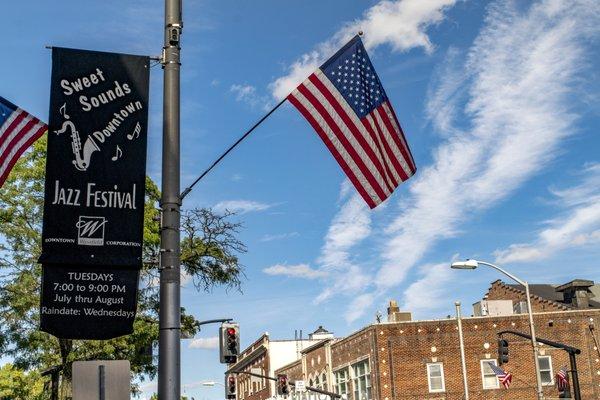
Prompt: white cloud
<box><xmin>318</xmin><ymin>192</ymin><xmax>371</xmax><ymax>269</ymax></box>
<box><xmin>269</xmin><ymin>0</ymin><xmax>459</xmax><ymax>100</ymax></box>
<box><xmin>213</xmin><ymin>200</ymin><xmax>273</xmax><ymax>214</ymax></box>
<box><xmin>495</xmin><ymin>163</ymin><xmax>600</xmax><ymax>263</ymax></box>
<box><xmin>374</xmin><ymin>0</ymin><xmax>600</xmax><ymax>292</ymax></box>
<box><xmin>345</xmin><ymin>293</ymin><xmax>376</xmax><ymax>324</ymax></box>
<box><xmin>188</xmin><ymin>336</ymin><xmax>219</xmax><ymax>349</ymax></box>
<box><xmin>260</xmin><ymin>232</ymin><xmax>299</xmax><ymax>242</ymax></box>
<box><xmin>314</xmin><ymin>191</ymin><xmax>373</xmax><ymax>305</ymax></box>
<box><xmin>402</xmin><ymin>263</ymin><xmax>453</xmax><ymax>315</ymax></box>
<box><xmin>263</xmin><ymin>263</ymin><xmax>328</xmax><ymax>279</ymax></box>
<box><xmin>230</xmin><ymin>84</ymin><xmax>270</xmax><ymax>109</ymax></box>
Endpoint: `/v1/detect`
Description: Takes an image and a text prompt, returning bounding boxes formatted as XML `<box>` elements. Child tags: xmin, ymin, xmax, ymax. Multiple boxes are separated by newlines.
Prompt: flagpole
<box><xmin>180</xmin><ymin>97</ymin><xmax>287</xmax><ymax>200</ymax></box>
<box><xmin>158</xmin><ymin>0</ymin><xmax>182</xmax><ymax>398</ymax></box>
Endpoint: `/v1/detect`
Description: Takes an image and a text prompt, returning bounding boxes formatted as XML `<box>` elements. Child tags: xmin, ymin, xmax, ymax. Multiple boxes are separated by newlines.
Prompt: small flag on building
<box><xmin>556</xmin><ymin>366</ymin><xmax>569</xmax><ymax>391</ymax></box>
<box><xmin>490</xmin><ymin>363</ymin><xmax>513</xmax><ymax>389</ymax></box>
<box><xmin>288</xmin><ymin>35</ymin><xmax>416</xmax><ymax>209</ymax></box>
<box><xmin>0</xmin><ymin>96</ymin><xmax>47</xmax><ymax>187</ymax></box>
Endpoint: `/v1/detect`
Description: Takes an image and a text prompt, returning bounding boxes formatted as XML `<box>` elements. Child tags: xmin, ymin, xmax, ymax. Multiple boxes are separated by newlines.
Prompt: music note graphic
<box><xmin>127</xmin><ymin>122</ymin><xmax>141</xmax><ymax>140</ymax></box>
<box><xmin>111</xmin><ymin>145</ymin><xmax>123</xmax><ymax>161</ymax></box>
<box><xmin>59</xmin><ymin>103</ymin><xmax>70</xmax><ymax>120</ymax></box>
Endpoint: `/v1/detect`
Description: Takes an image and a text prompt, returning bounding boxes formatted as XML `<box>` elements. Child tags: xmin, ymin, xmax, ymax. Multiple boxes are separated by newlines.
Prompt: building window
<box><xmin>322</xmin><ymin>372</ymin><xmax>328</xmax><ymax>390</ymax></box>
<box><xmin>427</xmin><ymin>363</ymin><xmax>445</xmax><ymax>393</ymax></box>
<box><xmin>538</xmin><ymin>356</ymin><xmax>553</xmax><ymax>385</ymax></box>
<box><xmin>481</xmin><ymin>360</ymin><xmax>500</xmax><ymax>389</ymax></box>
<box><xmin>352</xmin><ymin>359</ymin><xmax>372</xmax><ymax>400</ymax></box>
<box><xmin>334</xmin><ymin>368</ymin><xmax>349</xmax><ymax>395</ymax></box>
<box><xmin>315</xmin><ymin>375</ymin><xmax>320</xmax><ymax>390</ymax></box>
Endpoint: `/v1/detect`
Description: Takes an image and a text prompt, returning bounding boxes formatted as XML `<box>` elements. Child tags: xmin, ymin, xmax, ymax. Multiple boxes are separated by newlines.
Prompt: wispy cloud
<box><xmin>495</xmin><ymin>163</ymin><xmax>600</xmax><ymax>263</ymax></box>
<box><xmin>213</xmin><ymin>200</ymin><xmax>273</xmax><ymax>214</ymax></box>
<box><xmin>230</xmin><ymin>84</ymin><xmax>271</xmax><ymax>109</ymax></box>
<box><xmin>269</xmin><ymin>0</ymin><xmax>459</xmax><ymax>100</ymax></box>
<box><xmin>315</xmin><ymin>190</ymin><xmax>373</xmax><ymax>304</ymax></box>
<box><xmin>402</xmin><ymin>262</ymin><xmax>454</xmax><ymax>317</ymax></box>
<box><xmin>263</xmin><ymin>263</ymin><xmax>328</xmax><ymax>279</ymax></box>
<box><xmin>345</xmin><ymin>293</ymin><xmax>377</xmax><ymax>324</ymax></box>
<box><xmin>260</xmin><ymin>232</ymin><xmax>299</xmax><ymax>242</ymax></box>
<box><xmin>374</xmin><ymin>0</ymin><xmax>600</xmax><ymax>291</ymax></box>
<box><xmin>188</xmin><ymin>336</ymin><xmax>219</xmax><ymax>349</ymax></box>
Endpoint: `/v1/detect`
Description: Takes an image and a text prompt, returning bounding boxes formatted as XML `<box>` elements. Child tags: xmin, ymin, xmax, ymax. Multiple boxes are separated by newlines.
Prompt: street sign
<box><xmin>295</xmin><ymin>380</ymin><xmax>306</xmax><ymax>393</ymax></box>
<box><xmin>72</xmin><ymin>360</ymin><xmax>130</xmax><ymax>400</ymax></box>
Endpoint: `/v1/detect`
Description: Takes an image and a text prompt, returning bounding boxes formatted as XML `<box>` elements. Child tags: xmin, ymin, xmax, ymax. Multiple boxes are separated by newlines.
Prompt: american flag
<box><xmin>288</xmin><ymin>35</ymin><xmax>416</xmax><ymax>208</ymax></box>
<box><xmin>0</xmin><ymin>96</ymin><xmax>47</xmax><ymax>188</ymax></box>
<box><xmin>556</xmin><ymin>366</ymin><xmax>569</xmax><ymax>391</ymax></box>
<box><xmin>490</xmin><ymin>363</ymin><xmax>513</xmax><ymax>389</ymax></box>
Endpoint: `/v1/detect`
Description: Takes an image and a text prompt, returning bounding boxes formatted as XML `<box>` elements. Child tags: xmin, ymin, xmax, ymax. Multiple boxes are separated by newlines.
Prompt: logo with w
<box><xmin>76</xmin><ymin>216</ymin><xmax>107</xmax><ymax>246</ymax></box>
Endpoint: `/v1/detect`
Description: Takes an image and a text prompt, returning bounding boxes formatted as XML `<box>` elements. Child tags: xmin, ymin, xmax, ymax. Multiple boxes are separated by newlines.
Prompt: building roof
<box><xmin>503</xmin><ymin>279</ymin><xmax>600</xmax><ymax>309</ymax></box>
<box><xmin>312</xmin><ymin>325</ymin><xmax>331</xmax><ymax>335</ymax></box>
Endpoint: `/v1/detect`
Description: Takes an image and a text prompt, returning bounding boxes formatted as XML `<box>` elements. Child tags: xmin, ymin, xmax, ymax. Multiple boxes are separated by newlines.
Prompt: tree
<box><xmin>0</xmin><ymin>364</ymin><xmax>46</xmax><ymax>400</ymax></box>
<box><xmin>0</xmin><ymin>136</ymin><xmax>246</xmax><ymax>397</ymax></box>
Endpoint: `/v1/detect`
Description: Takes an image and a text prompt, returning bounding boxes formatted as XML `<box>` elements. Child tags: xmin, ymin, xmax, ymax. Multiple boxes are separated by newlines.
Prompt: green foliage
<box><xmin>0</xmin><ymin>136</ymin><xmax>246</xmax><ymax>396</ymax></box>
<box><xmin>0</xmin><ymin>364</ymin><xmax>46</xmax><ymax>400</ymax></box>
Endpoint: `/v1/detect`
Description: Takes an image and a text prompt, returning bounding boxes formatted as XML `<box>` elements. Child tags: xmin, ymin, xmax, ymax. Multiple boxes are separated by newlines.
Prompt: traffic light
<box><xmin>277</xmin><ymin>374</ymin><xmax>289</xmax><ymax>396</ymax></box>
<box><xmin>220</xmin><ymin>322</ymin><xmax>240</xmax><ymax>364</ymax></box>
<box><xmin>498</xmin><ymin>338</ymin><xmax>509</xmax><ymax>365</ymax></box>
<box><xmin>225</xmin><ymin>374</ymin><xmax>236</xmax><ymax>399</ymax></box>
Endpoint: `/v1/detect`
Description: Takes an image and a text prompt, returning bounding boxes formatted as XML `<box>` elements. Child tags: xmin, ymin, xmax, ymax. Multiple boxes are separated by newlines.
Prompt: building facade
<box><xmin>227</xmin><ymin>331</ymin><xmax>325</xmax><ymax>400</ymax></box>
<box><xmin>271</xmin><ymin>279</ymin><xmax>600</xmax><ymax>400</ymax></box>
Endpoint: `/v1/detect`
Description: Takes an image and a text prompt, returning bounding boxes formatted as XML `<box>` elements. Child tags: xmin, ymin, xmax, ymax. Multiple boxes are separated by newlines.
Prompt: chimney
<box><xmin>556</xmin><ymin>280</ymin><xmax>595</xmax><ymax>309</ymax></box>
<box><xmin>387</xmin><ymin>300</ymin><xmax>412</xmax><ymax>322</ymax></box>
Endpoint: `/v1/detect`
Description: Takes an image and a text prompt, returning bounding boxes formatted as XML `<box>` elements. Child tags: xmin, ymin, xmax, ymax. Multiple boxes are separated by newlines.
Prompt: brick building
<box><xmin>227</xmin><ymin>330</ymin><xmax>329</xmax><ymax>400</ymax></box>
<box><xmin>269</xmin><ymin>279</ymin><xmax>600</xmax><ymax>400</ymax></box>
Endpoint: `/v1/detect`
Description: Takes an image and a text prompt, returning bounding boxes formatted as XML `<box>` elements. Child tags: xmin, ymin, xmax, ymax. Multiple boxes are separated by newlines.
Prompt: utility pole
<box><xmin>158</xmin><ymin>0</ymin><xmax>182</xmax><ymax>399</ymax></box>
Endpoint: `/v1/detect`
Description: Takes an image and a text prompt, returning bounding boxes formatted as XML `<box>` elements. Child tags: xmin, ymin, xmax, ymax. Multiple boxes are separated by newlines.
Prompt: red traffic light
<box><xmin>227</xmin><ymin>327</ymin><xmax>236</xmax><ymax>336</ymax></box>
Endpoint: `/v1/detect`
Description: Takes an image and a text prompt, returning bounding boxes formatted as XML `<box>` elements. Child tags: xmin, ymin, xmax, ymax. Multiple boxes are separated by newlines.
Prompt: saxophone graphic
<box><xmin>54</xmin><ymin>119</ymin><xmax>100</xmax><ymax>171</ymax></box>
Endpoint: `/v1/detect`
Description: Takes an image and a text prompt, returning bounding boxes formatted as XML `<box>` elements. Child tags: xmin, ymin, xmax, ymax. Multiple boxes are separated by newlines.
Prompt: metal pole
<box><xmin>455</xmin><ymin>302</ymin><xmax>469</xmax><ymax>400</ymax></box>
<box><xmin>98</xmin><ymin>365</ymin><xmax>106</xmax><ymax>400</ymax></box>
<box><xmin>158</xmin><ymin>0</ymin><xmax>182</xmax><ymax>399</ymax></box>
<box><xmin>51</xmin><ymin>371</ymin><xmax>59</xmax><ymax>400</ymax></box>
<box><xmin>476</xmin><ymin>261</ymin><xmax>544</xmax><ymax>399</ymax></box>
<box><xmin>524</xmin><ymin>282</ymin><xmax>544</xmax><ymax>400</ymax></box>
<box><xmin>569</xmin><ymin>352</ymin><xmax>581</xmax><ymax>400</ymax></box>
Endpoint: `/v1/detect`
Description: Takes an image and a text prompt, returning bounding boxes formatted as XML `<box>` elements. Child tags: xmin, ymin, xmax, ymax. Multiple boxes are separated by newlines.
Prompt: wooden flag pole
<box><xmin>180</xmin><ymin>97</ymin><xmax>287</xmax><ymax>200</ymax></box>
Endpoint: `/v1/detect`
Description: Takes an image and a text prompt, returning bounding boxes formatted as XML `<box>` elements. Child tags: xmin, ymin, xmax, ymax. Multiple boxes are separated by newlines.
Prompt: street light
<box><xmin>451</xmin><ymin>259</ymin><xmax>544</xmax><ymax>400</ymax></box>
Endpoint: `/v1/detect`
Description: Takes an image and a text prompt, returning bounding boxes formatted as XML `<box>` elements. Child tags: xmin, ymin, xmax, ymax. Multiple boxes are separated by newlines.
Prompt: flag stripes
<box><xmin>288</xmin><ymin>88</ymin><xmax>381</xmax><ymax>208</ymax></box>
<box><xmin>0</xmin><ymin>97</ymin><xmax>47</xmax><ymax>187</ymax></box>
<box><xmin>289</xmin><ymin>70</ymin><xmax>415</xmax><ymax>208</ymax></box>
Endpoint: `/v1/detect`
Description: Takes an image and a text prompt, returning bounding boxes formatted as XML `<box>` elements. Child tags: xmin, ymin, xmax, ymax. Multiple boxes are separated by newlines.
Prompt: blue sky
<box><xmin>2</xmin><ymin>0</ymin><xmax>600</xmax><ymax>398</ymax></box>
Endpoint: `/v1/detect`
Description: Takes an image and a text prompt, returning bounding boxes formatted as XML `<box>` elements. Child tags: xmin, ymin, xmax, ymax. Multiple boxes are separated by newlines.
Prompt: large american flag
<box><xmin>490</xmin><ymin>363</ymin><xmax>513</xmax><ymax>389</ymax></box>
<box><xmin>288</xmin><ymin>35</ymin><xmax>416</xmax><ymax>208</ymax></box>
<box><xmin>556</xmin><ymin>366</ymin><xmax>569</xmax><ymax>391</ymax></box>
<box><xmin>0</xmin><ymin>96</ymin><xmax>47</xmax><ymax>188</ymax></box>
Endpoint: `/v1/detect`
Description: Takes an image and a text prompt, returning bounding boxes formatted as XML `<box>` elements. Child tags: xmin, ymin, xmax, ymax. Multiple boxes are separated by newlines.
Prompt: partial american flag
<box><xmin>490</xmin><ymin>363</ymin><xmax>513</xmax><ymax>389</ymax></box>
<box><xmin>288</xmin><ymin>35</ymin><xmax>416</xmax><ymax>208</ymax></box>
<box><xmin>556</xmin><ymin>366</ymin><xmax>569</xmax><ymax>391</ymax></box>
<box><xmin>0</xmin><ymin>96</ymin><xmax>47</xmax><ymax>188</ymax></box>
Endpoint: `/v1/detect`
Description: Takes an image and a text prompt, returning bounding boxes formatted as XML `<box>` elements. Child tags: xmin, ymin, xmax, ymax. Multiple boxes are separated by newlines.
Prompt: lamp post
<box><xmin>451</xmin><ymin>259</ymin><xmax>544</xmax><ymax>400</ymax></box>
<box><xmin>455</xmin><ymin>302</ymin><xmax>469</xmax><ymax>400</ymax></box>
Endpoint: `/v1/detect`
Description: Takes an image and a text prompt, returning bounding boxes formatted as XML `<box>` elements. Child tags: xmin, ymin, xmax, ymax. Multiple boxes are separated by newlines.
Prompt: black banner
<box><xmin>40</xmin><ymin>264</ymin><xmax>139</xmax><ymax>339</ymax></box>
<box><xmin>40</xmin><ymin>47</ymin><xmax>149</xmax><ymax>267</ymax></box>
<box><xmin>39</xmin><ymin>48</ymin><xmax>149</xmax><ymax>339</ymax></box>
